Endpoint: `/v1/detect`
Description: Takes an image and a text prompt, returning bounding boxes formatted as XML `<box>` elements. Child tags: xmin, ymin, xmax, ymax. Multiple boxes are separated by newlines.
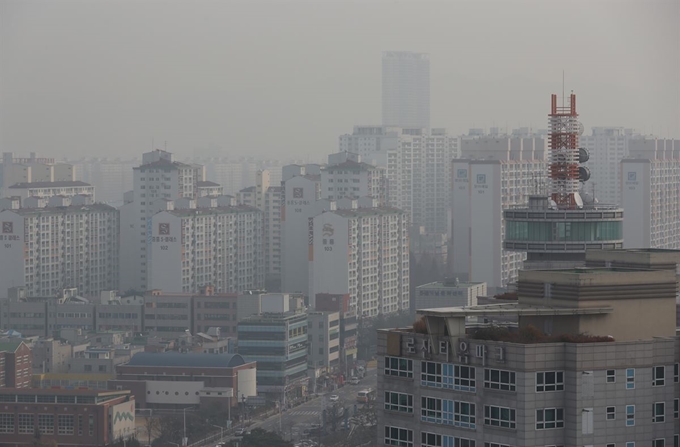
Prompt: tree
<box><xmin>141</xmin><ymin>414</ymin><xmax>161</xmax><ymax>446</ymax></box>
<box><xmin>229</xmin><ymin>428</ymin><xmax>292</xmax><ymax>447</ymax></box>
<box><xmin>108</xmin><ymin>437</ymin><xmax>142</xmax><ymax>447</ymax></box>
<box><xmin>30</xmin><ymin>430</ymin><xmax>57</xmax><ymax>447</ymax></box>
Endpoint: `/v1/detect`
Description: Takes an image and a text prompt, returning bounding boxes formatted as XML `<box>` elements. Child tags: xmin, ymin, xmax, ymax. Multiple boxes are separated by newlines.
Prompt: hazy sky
<box><xmin>1</xmin><ymin>0</ymin><xmax>678</xmax><ymax>160</ymax></box>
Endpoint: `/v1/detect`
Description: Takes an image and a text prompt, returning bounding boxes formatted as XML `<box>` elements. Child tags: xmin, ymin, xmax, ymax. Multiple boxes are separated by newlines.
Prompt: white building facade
<box><xmin>322</xmin><ymin>152</ymin><xmax>387</xmax><ymax>205</ymax></box>
<box><xmin>308</xmin><ymin>198</ymin><xmax>409</xmax><ymax>318</ymax></box>
<box><xmin>382</xmin><ymin>51</ymin><xmax>430</xmax><ymax>129</ymax></box>
<box><xmin>451</xmin><ymin>135</ymin><xmax>548</xmax><ymax>291</ymax></box>
<box><xmin>0</xmin><ymin>204</ymin><xmax>119</xmax><ymax>298</ymax></box>
<box><xmin>147</xmin><ymin>203</ymin><xmax>264</xmax><ymax>294</ymax></box>
<box><xmin>621</xmin><ymin>138</ymin><xmax>680</xmax><ymax>249</ymax></box>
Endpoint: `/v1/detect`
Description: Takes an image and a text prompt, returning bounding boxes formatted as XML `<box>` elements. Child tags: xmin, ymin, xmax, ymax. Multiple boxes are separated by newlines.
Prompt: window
<box><xmin>675</xmin><ymin>363</ymin><xmax>678</xmax><ymax>383</ymax></box>
<box><xmin>674</xmin><ymin>398</ymin><xmax>678</xmax><ymax>419</ymax></box>
<box><xmin>421</xmin><ymin>432</ymin><xmax>441</xmax><ymax>447</ymax></box>
<box><xmin>422</xmin><ymin>361</ymin><xmax>442</xmax><ymax>387</ymax></box>
<box><xmin>606</xmin><ymin>406</ymin><xmax>616</xmax><ymax>420</ymax></box>
<box><xmin>484</xmin><ymin>405</ymin><xmax>516</xmax><ymax>429</ymax></box>
<box><xmin>445</xmin><ymin>437</ymin><xmax>475</xmax><ymax>447</ymax></box>
<box><xmin>454</xmin><ymin>365</ymin><xmax>476</xmax><ymax>392</ymax></box>
<box><xmin>423</xmin><ymin>362</ymin><xmax>476</xmax><ymax>392</ymax></box>
<box><xmin>606</xmin><ymin>444</ymin><xmax>615</xmax><ymax>447</ymax></box>
<box><xmin>38</xmin><ymin>414</ymin><xmax>54</xmax><ymax>434</ymax></box>
<box><xmin>385</xmin><ymin>357</ymin><xmax>413</xmax><ymax>378</ymax></box>
<box><xmin>18</xmin><ymin>414</ymin><xmax>33</xmax><ymax>434</ymax></box>
<box><xmin>536</xmin><ymin>371</ymin><xmax>564</xmax><ymax>392</ymax></box>
<box><xmin>626</xmin><ymin>369</ymin><xmax>635</xmax><ymax>389</ymax></box>
<box><xmin>653</xmin><ymin>402</ymin><xmax>665</xmax><ymax>422</ymax></box>
<box><xmin>536</xmin><ymin>408</ymin><xmax>564</xmax><ymax>429</ymax></box>
<box><xmin>384</xmin><ymin>391</ymin><xmax>413</xmax><ymax>413</ymax></box>
<box><xmin>384</xmin><ymin>426</ymin><xmax>412</xmax><ymax>447</ymax></box>
<box><xmin>653</xmin><ymin>366</ymin><xmax>665</xmax><ymax>386</ymax></box>
<box><xmin>422</xmin><ymin>396</ymin><xmax>442</xmax><ymax>423</ymax></box>
<box><xmin>453</xmin><ymin>401</ymin><xmax>476</xmax><ymax>429</ymax></box>
<box><xmin>485</xmin><ymin>444</ymin><xmax>511</xmax><ymax>447</ymax></box>
<box><xmin>675</xmin><ymin>435</ymin><xmax>679</xmax><ymax>447</ymax></box>
<box><xmin>0</xmin><ymin>413</ymin><xmax>14</xmax><ymax>433</ymax></box>
<box><xmin>653</xmin><ymin>440</ymin><xmax>665</xmax><ymax>447</ymax></box>
<box><xmin>606</xmin><ymin>369</ymin><xmax>616</xmax><ymax>383</ymax></box>
<box><xmin>484</xmin><ymin>369</ymin><xmax>516</xmax><ymax>391</ymax></box>
<box><xmin>625</xmin><ymin>405</ymin><xmax>635</xmax><ymax>426</ymax></box>
<box><xmin>626</xmin><ymin>443</ymin><xmax>634</xmax><ymax>447</ymax></box>
<box><xmin>58</xmin><ymin>415</ymin><xmax>75</xmax><ymax>435</ymax></box>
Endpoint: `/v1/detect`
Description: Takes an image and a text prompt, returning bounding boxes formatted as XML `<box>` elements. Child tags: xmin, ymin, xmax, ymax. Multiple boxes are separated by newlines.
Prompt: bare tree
<box><xmin>141</xmin><ymin>414</ymin><xmax>161</xmax><ymax>446</ymax></box>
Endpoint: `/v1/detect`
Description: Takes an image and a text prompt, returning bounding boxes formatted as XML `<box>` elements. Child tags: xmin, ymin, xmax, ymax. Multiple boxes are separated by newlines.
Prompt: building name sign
<box><xmin>289</xmin><ymin>342</ymin><xmax>306</xmax><ymax>354</ymax></box>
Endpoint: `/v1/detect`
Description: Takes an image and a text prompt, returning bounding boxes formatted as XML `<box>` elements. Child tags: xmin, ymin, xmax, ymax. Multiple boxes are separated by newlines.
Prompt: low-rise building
<box><xmin>315</xmin><ymin>293</ymin><xmax>358</xmax><ymax>374</ymax></box>
<box><xmin>415</xmin><ymin>279</ymin><xmax>487</xmax><ymax>310</ymax></box>
<box><xmin>0</xmin><ymin>340</ymin><xmax>32</xmax><ymax>388</ymax></box>
<box><xmin>307</xmin><ymin>311</ymin><xmax>340</xmax><ymax>372</ymax></box>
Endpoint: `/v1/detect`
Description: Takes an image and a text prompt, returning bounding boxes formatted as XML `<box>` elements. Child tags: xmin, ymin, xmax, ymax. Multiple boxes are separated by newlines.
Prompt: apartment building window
<box><xmin>625</xmin><ymin>405</ymin><xmax>635</xmax><ymax>426</ymax></box>
<box><xmin>606</xmin><ymin>444</ymin><xmax>615</xmax><ymax>447</ymax></box>
<box><xmin>653</xmin><ymin>440</ymin><xmax>665</xmax><ymax>447</ymax></box>
<box><xmin>484</xmin><ymin>369</ymin><xmax>516</xmax><ymax>391</ymax></box>
<box><xmin>385</xmin><ymin>357</ymin><xmax>413</xmax><ymax>378</ymax></box>
<box><xmin>536</xmin><ymin>371</ymin><xmax>564</xmax><ymax>392</ymax></box>
<box><xmin>0</xmin><ymin>413</ymin><xmax>14</xmax><ymax>433</ymax></box>
<box><xmin>485</xmin><ymin>444</ymin><xmax>511</xmax><ymax>447</ymax></box>
<box><xmin>675</xmin><ymin>363</ymin><xmax>679</xmax><ymax>383</ymax></box>
<box><xmin>626</xmin><ymin>443</ymin><xmax>635</xmax><ymax>447</ymax></box>
<box><xmin>484</xmin><ymin>405</ymin><xmax>516</xmax><ymax>429</ymax></box>
<box><xmin>422</xmin><ymin>396</ymin><xmax>442</xmax><ymax>423</ymax></box>
<box><xmin>38</xmin><ymin>414</ymin><xmax>54</xmax><ymax>434</ymax></box>
<box><xmin>454</xmin><ymin>365</ymin><xmax>476</xmax><ymax>392</ymax></box>
<box><xmin>453</xmin><ymin>401</ymin><xmax>476</xmax><ymax>428</ymax></box>
<box><xmin>675</xmin><ymin>398</ymin><xmax>678</xmax><ymax>419</ymax></box>
<box><xmin>421</xmin><ymin>433</ymin><xmax>441</xmax><ymax>447</ymax></box>
<box><xmin>536</xmin><ymin>408</ymin><xmax>564</xmax><ymax>429</ymax></box>
<box><xmin>18</xmin><ymin>414</ymin><xmax>33</xmax><ymax>434</ymax></box>
<box><xmin>606</xmin><ymin>369</ymin><xmax>616</xmax><ymax>383</ymax></box>
<box><xmin>384</xmin><ymin>426</ymin><xmax>412</xmax><ymax>447</ymax></box>
<box><xmin>606</xmin><ymin>406</ymin><xmax>616</xmax><ymax>420</ymax></box>
<box><xmin>653</xmin><ymin>402</ymin><xmax>665</xmax><ymax>422</ymax></box>
<box><xmin>675</xmin><ymin>435</ymin><xmax>678</xmax><ymax>447</ymax></box>
<box><xmin>653</xmin><ymin>366</ymin><xmax>665</xmax><ymax>386</ymax></box>
<box><xmin>626</xmin><ymin>369</ymin><xmax>635</xmax><ymax>389</ymax></box>
<box><xmin>422</xmin><ymin>361</ymin><xmax>442</xmax><ymax>387</ymax></box>
<box><xmin>384</xmin><ymin>391</ymin><xmax>413</xmax><ymax>413</ymax></box>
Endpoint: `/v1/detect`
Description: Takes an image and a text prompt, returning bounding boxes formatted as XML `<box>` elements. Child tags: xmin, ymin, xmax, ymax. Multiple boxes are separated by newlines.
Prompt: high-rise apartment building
<box><xmin>71</xmin><ymin>157</ymin><xmax>138</xmax><ymax>205</ymax></box>
<box><xmin>1</xmin><ymin>152</ymin><xmax>75</xmax><ymax>195</ymax></box>
<box><xmin>119</xmin><ymin>150</ymin><xmax>203</xmax><ymax>292</ymax></box>
<box><xmin>308</xmin><ymin>197</ymin><xmax>410</xmax><ymax>317</ymax></box>
<box><xmin>581</xmin><ymin>127</ymin><xmax>639</xmax><ymax>205</ymax></box>
<box><xmin>451</xmin><ymin>134</ymin><xmax>548</xmax><ymax>291</ymax></box>
<box><xmin>621</xmin><ymin>138</ymin><xmax>680</xmax><ymax>249</ymax></box>
<box><xmin>377</xmin><ymin>259</ymin><xmax>680</xmax><ymax>447</ymax></box>
<box><xmin>5</xmin><ymin>181</ymin><xmax>95</xmax><ymax>202</ymax></box>
<box><xmin>340</xmin><ymin>126</ymin><xmax>458</xmax><ymax>234</ymax></box>
<box><xmin>238</xmin><ymin>170</ymin><xmax>283</xmax><ymax>289</ymax></box>
<box><xmin>0</xmin><ymin>201</ymin><xmax>119</xmax><ymax>298</ymax></box>
<box><xmin>147</xmin><ymin>200</ymin><xmax>264</xmax><ymax>294</ymax></box>
<box><xmin>382</xmin><ymin>51</ymin><xmax>430</xmax><ymax>128</ymax></box>
<box><xmin>322</xmin><ymin>152</ymin><xmax>387</xmax><ymax>205</ymax></box>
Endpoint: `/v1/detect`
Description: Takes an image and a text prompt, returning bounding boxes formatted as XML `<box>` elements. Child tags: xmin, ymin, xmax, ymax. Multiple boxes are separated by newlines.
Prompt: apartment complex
<box><xmin>6</xmin><ymin>181</ymin><xmax>95</xmax><ymax>202</ymax></box>
<box><xmin>0</xmin><ymin>340</ymin><xmax>32</xmax><ymax>388</ymax></box>
<box><xmin>237</xmin><ymin>311</ymin><xmax>309</xmax><ymax>401</ymax></box>
<box><xmin>382</xmin><ymin>51</ymin><xmax>430</xmax><ymax>129</ymax></box>
<box><xmin>580</xmin><ymin>127</ymin><xmax>639</xmax><ymax>205</ymax></box>
<box><xmin>322</xmin><ymin>152</ymin><xmax>387</xmax><ymax>206</ymax></box>
<box><xmin>146</xmin><ymin>201</ymin><xmax>264</xmax><ymax>294</ymax></box>
<box><xmin>339</xmin><ymin>126</ymin><xmax>458</xmax><ymax>235</ymax></box>
<box><xmin>0</xmin><ymin>388</ymin><xmax>135</xmax><ymax>446</ymax></box>
<box><xmin>621</xmin><ymin>138</ymin><xmax>680</xmax><ymax>249</ymax></box>
<box><xmin>308</xmin><ymin>197</ymin><xmax>410</xmax><ymax>317</ymax></box>
<box><xmin>0</xmin><ymin>201</ymin><xmax>119</xmax><ymax>298</ymax></box>
<box><xmin>1</xmin><ymin>152</ymin><xmax>75</xmax><ymax>194</ymax></box>
<box><xmin>237</xmin><ymin>170</ymin><xmax>283</xmax><ymax>289</ymax></box>
<box><xmin>377</xmin><ymin>260</ymin><xmax>679</xmax><ymax>447</ymax></box>
<box><xmin>451</xmin><ymin>134</ymin><xmax>548</xmax><ymax>291</ymax></box>
<box><xmin>119</xmin><ymin>149</ymin><xmax>204</xmax><ymax>292</ymax></box>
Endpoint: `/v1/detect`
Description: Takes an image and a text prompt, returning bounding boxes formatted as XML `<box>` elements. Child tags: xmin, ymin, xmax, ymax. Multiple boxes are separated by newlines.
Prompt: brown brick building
<box><xmin>0</xmin><ymin>341</ymin><xmax>32</xmax><ymax>389</ymax></box>
<box><xmin>0</xmin><ymin>388</ymin><xmax>135</xmax><ymax>446</ymax></box>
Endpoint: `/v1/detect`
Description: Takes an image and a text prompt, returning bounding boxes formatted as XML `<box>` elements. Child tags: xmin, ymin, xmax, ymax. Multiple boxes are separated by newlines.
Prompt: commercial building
<box><xmin>621</xmin><ymin>138</ymin><xmax>680</xmax><ymax>249</ymax></box>
<box><xmin>146</xmin><ymin>200</ymin><xmax>264</xmax><ymax>294</ymax></box>
<box><xmin>237</xmin><ymin>311</ymin><xmax>308</xmax><ymax>402</ymax></box>
<box><xmin>119</xmin><ymin>149</ymin><xmax>204</xmax><ymax>292</ymax></box>
<box><xmin>0</xmin><ymin>202</ymin><xmax>119</xmax><ymax>298</ymax></box>
<box><xmin>414</xmin><ymin>279</ymin><xmax>486</xmax><ymax>311</ymax></box>
<box><xmin>451</xmin><ymin>133</ymin><xmax>548</xmax><ymax>291</ymax></box>
<box><xmin>307</xmin><ymin>311</ymin><xmax>340</xmax><ymax>372</ymax></box>
<box><xmin>0</xmin><ymin>388</ymin><xmax>135</xmax><ymax>445</ymax></box>
<box><xmin>382</xmin><ymin>51</ymin><xmax>430</xmax><ymax>129</ymax></box>
<box><xmin>339</xmin><ymin>126</ymin><xmax>459</xmax><ymax>236</ymax></box>
<box><xmin>308</xmin><ymin>198</ymin><xmax>410</xmax><ymax>317</ymax></box>
<box><xmin>113</xmin><ymin>352</ymin><xmax>256</xmax><ymax>411</ymax></box>
<box><xmin>0</xmin><ymin>340</ymin><xmax>32</xmax><ymax>388</ymax></box>
<box><xmin>377</xmin><ymin>261</ymin><xmax>679</xmax><ymax>447</ymax></box>
<box><xmin>321</xmin><ymin>152</ymin><xmax>387</xmax><ymax>206</ymax></box>
<box><xmin>315</xmin><ymin>293</ymin><xmax>358</xmax><ymax>375</ymax></box>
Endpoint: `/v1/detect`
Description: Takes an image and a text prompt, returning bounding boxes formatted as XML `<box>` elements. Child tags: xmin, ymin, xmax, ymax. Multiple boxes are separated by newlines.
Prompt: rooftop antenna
<box><xmin>152</xmin><ymin>137</ymin><xmax>154</xmax><ymax>150</ymax></box>
<box><xmin>562</xmin><ymin>70</ymin><xmax>565</xmax><ymax>107</ymax></box>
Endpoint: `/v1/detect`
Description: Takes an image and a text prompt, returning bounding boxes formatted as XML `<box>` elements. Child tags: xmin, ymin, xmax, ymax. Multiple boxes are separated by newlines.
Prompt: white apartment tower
<box><xmin>322</xmin><ymin>152</ymin><xmax>387</xmax><ymax>206</ymax></box>
<box><xmin>451</xmin><ymin>134</ymin><xmax>548</xmax><ymax>291</ymax></box>
<box><xmin>621</xmin><ymin>138</ymin><xmax>680</xmax><ymax>249</ymax></box>
<box><xmin>147</xmin><ymin>200</ymin><xmax>264</xmax><ymax>294</ymax></box>
<box><xmin>308</xmin><ymin>197</ymin><xmax>409</xmax><ymax>318</ymax></box>
<box><xmin>580</xmin><ymin>127</ymin><xmax>639</xmax><ymax>205</ymax></box>
<box><xmin>237</xmin><ymin>170</ymin><xmax>283</xmax><ymax>288</ymax></box>
<box><xmin>119</xmin><ymin>150</ymin><xmax>203</xmax><ymax>292</ymax></box>
<box><xmin>0</xmin><ymin>203</ymin><xmax>119</xmax><ymax>298</ymax></box>
<box><xmin>1</xmin><ymin>152</ymin><xmax>75</xmax><ymax>195</ymax></box>
<box><xmin>382</xmin><ymin>51</ymin><xmax>430</xmax><ymax>129</ymax></box>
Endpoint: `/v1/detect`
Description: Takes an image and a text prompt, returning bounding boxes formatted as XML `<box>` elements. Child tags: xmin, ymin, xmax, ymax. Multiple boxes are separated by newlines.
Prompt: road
<box><xmin>255</xmin><ymin>367</ymin><xmax>377</xmax><ymax>441</ymax></box>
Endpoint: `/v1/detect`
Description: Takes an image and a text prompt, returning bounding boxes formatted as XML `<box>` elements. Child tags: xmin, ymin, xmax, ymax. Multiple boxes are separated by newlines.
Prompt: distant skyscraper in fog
<box><xmin>382</xmin><ymin>51</ymin><xmax>430</xmax><ymax>128</ymax></box>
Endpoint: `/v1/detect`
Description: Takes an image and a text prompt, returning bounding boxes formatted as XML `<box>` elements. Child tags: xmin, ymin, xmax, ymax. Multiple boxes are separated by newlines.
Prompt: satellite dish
<box><xmin>574</xmin><ymin>192</ymin><xmax>584</xmax><ymax>209</ymax></box>
<box><xmin>578</xmin><ymin>122</ymin><xmax>585</xmax><ymax>135</ymax></box>
<box><xmin>549</xmin><ymin>199</ymin><xmax>558</xmax><ymax>210</ymax></box>
<box><xmin>578</xmin><ymin>147</ymin><xmax>590</xmax><ymax>163</ymax></box>
<box><xmin>579</xmin><ymin>166</ymin><xmax>591</xmax><ymax>182</ymax></box>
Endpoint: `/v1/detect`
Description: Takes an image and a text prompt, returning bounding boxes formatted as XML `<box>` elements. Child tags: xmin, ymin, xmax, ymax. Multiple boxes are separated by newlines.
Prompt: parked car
<box><xmin>329</xmin><ymin>394</ymin><xmax>339</xmax><ymax>402</ymax></box>
<box><xmin>349</xmin><ymin>376</ymin><xmax>360</xmax><ymax>385</ymax></box>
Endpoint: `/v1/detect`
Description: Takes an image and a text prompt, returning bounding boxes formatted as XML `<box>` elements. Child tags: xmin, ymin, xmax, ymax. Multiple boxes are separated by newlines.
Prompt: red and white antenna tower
<box><xmin>548</xmin><ymin>93</ymin><xmax>581</xmax><ymax>209</ymax></box>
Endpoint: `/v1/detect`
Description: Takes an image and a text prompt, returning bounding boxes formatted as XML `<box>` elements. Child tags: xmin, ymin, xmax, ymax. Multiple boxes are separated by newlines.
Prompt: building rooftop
<box><xmin>10</xmin><ymin>203</ymin><xmax>116</xmax><ymax>214</ymax></box>
<box><xmin>0</xmin><ymin>340</ymin><xmax>25</xmax><ymax>353</ymax></box>
<box><xmin>333</xmin><ymin>206</ymin><xmax>404</xmax><ymax>217</ymax></box>
<box><xmin>197</xmin><ymin>181</ymin><xmax>221</xmax><ymax>187</ymax></box>
<box><xmin>324</xmin><ymin>159</ymin><xmax>377</xmax><ymax>171</ymax></box>
<box><xmin>417</xmin><ymin>302</ymin><xmax>613</xmax><ymax>318</ymax></box>
<box><xmin>9</xmin><ymin>181</ymin><xmax>92</xmax><ymax>188</ymax></box>
<box><xmin>126</xmin><ymin>352</ymin><xmax>246</xmax><ymax>368</ymax></box>
<box><xmin>135</xmin><ymin>158</ymin><xmax>191</xmax><ymax>170</ymax></box>
<box><xmin>166</xmin><ymin>205</ymin><xmax>259</xmax><ymax>217</ymax></box>
<box><xmin>417</xmin><ymin>281</ymin><xmax>485</xmax><ymax>289</ymax></box>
